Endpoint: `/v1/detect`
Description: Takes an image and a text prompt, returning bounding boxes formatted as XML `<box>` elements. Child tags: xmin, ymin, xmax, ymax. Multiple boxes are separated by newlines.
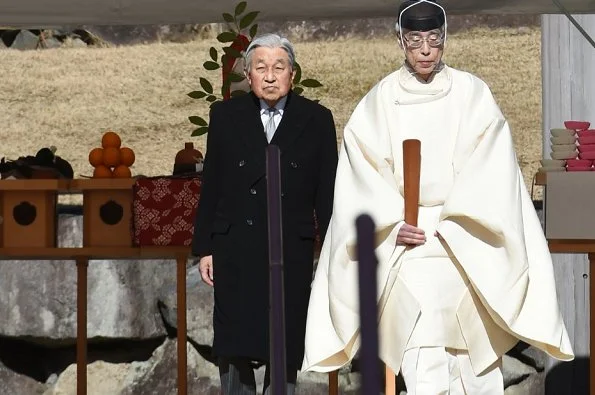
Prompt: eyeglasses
<box><xmin>403</xmin><ymin>33</ymin><xmax>444</xmax><ymax>49</ymax></box>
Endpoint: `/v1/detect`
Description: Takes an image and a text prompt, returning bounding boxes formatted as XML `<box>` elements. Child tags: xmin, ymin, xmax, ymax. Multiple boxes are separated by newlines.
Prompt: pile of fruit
<box><xmin>89</xmin><ymin>131</ymin><xmax>135</xmax><ymax>178</ymax></box>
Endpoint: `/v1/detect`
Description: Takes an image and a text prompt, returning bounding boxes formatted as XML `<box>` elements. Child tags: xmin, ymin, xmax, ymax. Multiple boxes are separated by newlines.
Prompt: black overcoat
<box><xmin>192</xmin><ymin>90</ymin><xmax>338</xmax><ymax>368</ymax></box>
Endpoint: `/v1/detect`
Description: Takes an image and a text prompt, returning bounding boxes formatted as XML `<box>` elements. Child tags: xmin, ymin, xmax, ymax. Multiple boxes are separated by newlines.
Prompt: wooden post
<box><xmin>76</xmin><ymin>257</ymin><xmax>88</xmax><ymax>395</ymax></box>
<box><xmin>328</xmin><ymin>370</ymin><xmax>338</xmax><ymax>395</ymax></box>
<box><xmin>541</xmin><ymin>14</ymin><xmax>595</xmax><ymax>394</ymax></box>
<box><xmin>356</xmin><ymin>215</ymin><xmax>381</xmax><ymax>395</ymax></box>
<box><xmin>176</xmin><ymin>254</ymin><xmax>188</xmax><ymax>395</ymax></box>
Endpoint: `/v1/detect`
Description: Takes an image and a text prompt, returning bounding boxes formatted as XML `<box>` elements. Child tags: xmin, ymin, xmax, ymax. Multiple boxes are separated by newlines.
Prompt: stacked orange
<box><xmin>88</xmin><ymin>131</ymin><xmax>136</xmax><ymax>178</ymax></box>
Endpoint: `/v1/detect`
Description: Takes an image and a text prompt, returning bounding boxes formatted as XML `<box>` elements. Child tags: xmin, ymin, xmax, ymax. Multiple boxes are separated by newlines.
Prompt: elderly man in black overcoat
<box><xmin>192</xmin><ymin>32</ymin><xmax>338</xmax><ymax>395</ymax></box>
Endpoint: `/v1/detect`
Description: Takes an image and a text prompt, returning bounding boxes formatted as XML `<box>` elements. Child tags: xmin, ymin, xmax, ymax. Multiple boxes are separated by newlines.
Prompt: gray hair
<box><xmin>244</xmin><ymin>33</ymin><xmax>296</xmax><ymax>73</ymax></box>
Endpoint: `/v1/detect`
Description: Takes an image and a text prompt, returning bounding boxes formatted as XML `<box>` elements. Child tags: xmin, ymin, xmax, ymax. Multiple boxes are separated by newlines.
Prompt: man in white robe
<box><xmin>301</xmin><ymin>1</ymin><xmax>574</xmax><ymax>393</ymax></box>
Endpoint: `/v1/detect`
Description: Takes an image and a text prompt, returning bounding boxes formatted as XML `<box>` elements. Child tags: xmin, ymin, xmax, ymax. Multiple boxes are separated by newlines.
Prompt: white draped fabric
<box><xmin>302</xmin><ymin>65</ymin><xmax>574</xmax><ymax>376</ymax></box>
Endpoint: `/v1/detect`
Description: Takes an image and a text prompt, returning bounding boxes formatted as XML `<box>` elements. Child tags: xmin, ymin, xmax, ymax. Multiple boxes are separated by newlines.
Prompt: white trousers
<box><xmin>400</xmin><ymin>347</ymin><xmax>504</xmax><ymax>395</ymax></box>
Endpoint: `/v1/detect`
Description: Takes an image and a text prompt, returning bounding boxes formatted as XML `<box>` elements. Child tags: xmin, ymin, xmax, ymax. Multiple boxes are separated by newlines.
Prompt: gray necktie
<box><xmin>265</xmin><ymin>107</ymin><xmax>277</xmax><ymax>143</ymax></box>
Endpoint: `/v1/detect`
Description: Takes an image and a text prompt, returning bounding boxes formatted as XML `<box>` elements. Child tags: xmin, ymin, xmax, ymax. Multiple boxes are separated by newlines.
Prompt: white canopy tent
<box><xmin>0</xmin><ymin>0</ymin><xmax>593</xmax><ymax>26</ymax></box>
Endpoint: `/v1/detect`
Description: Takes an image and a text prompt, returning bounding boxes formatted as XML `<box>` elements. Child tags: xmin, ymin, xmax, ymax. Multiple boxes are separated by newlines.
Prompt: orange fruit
<box><xmin>112</xmin><ymin>165</ymin><xmax>132</xmax><ymax>178</ymax></box>
<box><xmin>93</xmin><ymin>165</ymin><xmax>112</xmax><ymax>178</ymax></box>
<box><xmin>119</xmin><ymin>147</ymin><xmax>135</xmax><ymax>167</ymax></box>
<box><xmin>102</xmin><ymin>131</ymin><xmax>121</xmax><ymax>149</ymax></box>
<box><xmin>102</xmin><ymin>147</ymin><xmax>121</xmax><ymax>167</ymax></box>
<box><xmin>88</xmin><ymin>147</ymin><xmax>104</xmax><ymax>167</ymax></box>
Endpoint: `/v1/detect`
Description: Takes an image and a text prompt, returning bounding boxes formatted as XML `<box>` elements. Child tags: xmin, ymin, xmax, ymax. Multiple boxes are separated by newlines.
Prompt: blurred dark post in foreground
<box><xmin>356</xmin><ymin>214</ymin><xmax>381</xmax><ymax>395</ymax></box>
<box><xmin>266</xmin><ymin>145</ymin><xmax>287</xmax><ymax>394</ymax></box>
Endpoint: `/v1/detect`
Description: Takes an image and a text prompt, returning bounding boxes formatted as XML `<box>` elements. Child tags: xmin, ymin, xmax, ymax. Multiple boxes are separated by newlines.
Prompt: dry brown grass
<box><xmin>0</xmin><ymin>27</ymin><xmax>542</xmax><ymax>203</ymax></box>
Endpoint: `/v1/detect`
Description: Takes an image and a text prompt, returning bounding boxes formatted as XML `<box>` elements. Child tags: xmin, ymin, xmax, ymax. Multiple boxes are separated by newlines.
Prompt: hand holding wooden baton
<box><xmin>385</xmin><ymin>139</ymin><xmax>423</xmax><ymax>395</ymax></box>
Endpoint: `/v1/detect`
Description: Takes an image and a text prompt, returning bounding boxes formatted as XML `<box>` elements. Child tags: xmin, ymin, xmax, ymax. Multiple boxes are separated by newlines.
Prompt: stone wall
<box><xmin>0</xmin><ymin>206</ymin><xmax>550</xmax><ymax>394</ymax></box>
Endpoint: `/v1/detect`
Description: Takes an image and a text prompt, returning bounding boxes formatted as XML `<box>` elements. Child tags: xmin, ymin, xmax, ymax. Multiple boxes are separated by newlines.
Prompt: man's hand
<box><xmin>199</xmin><ymin>255</ymin><xmax>214</xmax><ymax>287</ymax></box>
<box><xmin>397</xmin><ymin>223</ymin><xmax>426</xmax><ymax>245</ymax></box>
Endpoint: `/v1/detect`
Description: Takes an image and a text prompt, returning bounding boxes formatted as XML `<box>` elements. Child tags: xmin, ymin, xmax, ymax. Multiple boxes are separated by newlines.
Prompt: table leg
<box><xmin>76</xmin><ymin>258</ymin><xmax>88</xmax><ymax>395</ymax></box>
<box><xmin>386</xmin><ymin>365</ymin><xmax>396</xmax><ymax>395</ymax></box>
<box><xmin>176</xmin><ymin>255</ymin><xmax>188</xmax><ymax>395</ymax></box>
<box><xmin>590</xmin><ymin>253</ymin><xmax>595</xmax><ymax>395</ymax></box>
<box><xmin>328</xmin><ymin>370</ymin><xmax>338</xmax><ymax>395</ymax></box>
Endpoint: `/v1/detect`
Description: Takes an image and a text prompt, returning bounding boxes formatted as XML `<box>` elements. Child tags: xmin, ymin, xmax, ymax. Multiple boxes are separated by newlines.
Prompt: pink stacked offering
<box><xmin>568</xmin><ymin>121</ymin><xmax>595</xmax><ymax>171</ymax></box>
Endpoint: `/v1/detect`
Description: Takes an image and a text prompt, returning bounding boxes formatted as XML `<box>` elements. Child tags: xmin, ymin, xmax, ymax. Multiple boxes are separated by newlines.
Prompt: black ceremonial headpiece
<box><xmin>398</xmin><ymin>0</ymin><xmax>446</xmax><ymax>32</ymax></box>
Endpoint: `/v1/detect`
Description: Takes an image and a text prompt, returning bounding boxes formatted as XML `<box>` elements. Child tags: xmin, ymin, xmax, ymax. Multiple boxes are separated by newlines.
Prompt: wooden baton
<box><xmin>403</xmin><ymin>139</ymin><xmax>421</xmax><ymax>227</ymax></box>
<box><xmin>385</xmin><ymin>139</ymin><xmax>421</xmax><ymax>395</ymax></box>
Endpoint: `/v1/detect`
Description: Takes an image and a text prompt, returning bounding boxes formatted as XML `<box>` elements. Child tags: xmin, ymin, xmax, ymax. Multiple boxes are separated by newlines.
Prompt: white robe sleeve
<box><xmin>437</xmin><ymin>78</ymin><xmax>573</xmax><ymax>362</ymax></box>
<box><xmin>302</xmin><ymin>82</ymin><xmax>410</xmax><ymax>371</ymax></box>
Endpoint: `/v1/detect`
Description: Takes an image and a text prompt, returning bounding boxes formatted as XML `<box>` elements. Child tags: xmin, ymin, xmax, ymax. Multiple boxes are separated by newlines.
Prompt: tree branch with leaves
<box><xmin>187</xmin><ymin>1</ymin><xmax>323</xmax><ymax>136</ymax></box>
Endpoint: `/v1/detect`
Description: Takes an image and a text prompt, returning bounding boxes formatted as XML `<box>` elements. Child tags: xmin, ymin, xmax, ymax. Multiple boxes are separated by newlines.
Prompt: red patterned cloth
<box><xmin>132</xmin><ymin>176</ymin><xmax>201</xmax><ymax>246</ymax></box>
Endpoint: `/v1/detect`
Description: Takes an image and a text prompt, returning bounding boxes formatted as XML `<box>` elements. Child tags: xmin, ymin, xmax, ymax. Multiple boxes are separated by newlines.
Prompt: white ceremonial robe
<box><xmin>301</xmin><ymin>64</ymin><xmax>574</xmax><ymax>377</ymax></box>
<box><xmin>401</xmin><ymin>347</ymin><xmax>503</xmax><ymax>395</ymax></box>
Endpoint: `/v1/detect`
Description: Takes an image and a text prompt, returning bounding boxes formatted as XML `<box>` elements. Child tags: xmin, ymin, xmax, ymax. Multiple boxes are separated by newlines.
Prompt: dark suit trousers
<box><xmin>218</xmin><ymin>357</ymin><xmax>297</xmax><ymax>395</ymax></box>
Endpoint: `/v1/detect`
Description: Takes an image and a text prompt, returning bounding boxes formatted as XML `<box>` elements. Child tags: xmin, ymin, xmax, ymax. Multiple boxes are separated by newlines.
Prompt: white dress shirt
<box><xmin>259</xmin><ymin>96</ymin><xmax>287</xmax><ymax>142</ymax></box>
